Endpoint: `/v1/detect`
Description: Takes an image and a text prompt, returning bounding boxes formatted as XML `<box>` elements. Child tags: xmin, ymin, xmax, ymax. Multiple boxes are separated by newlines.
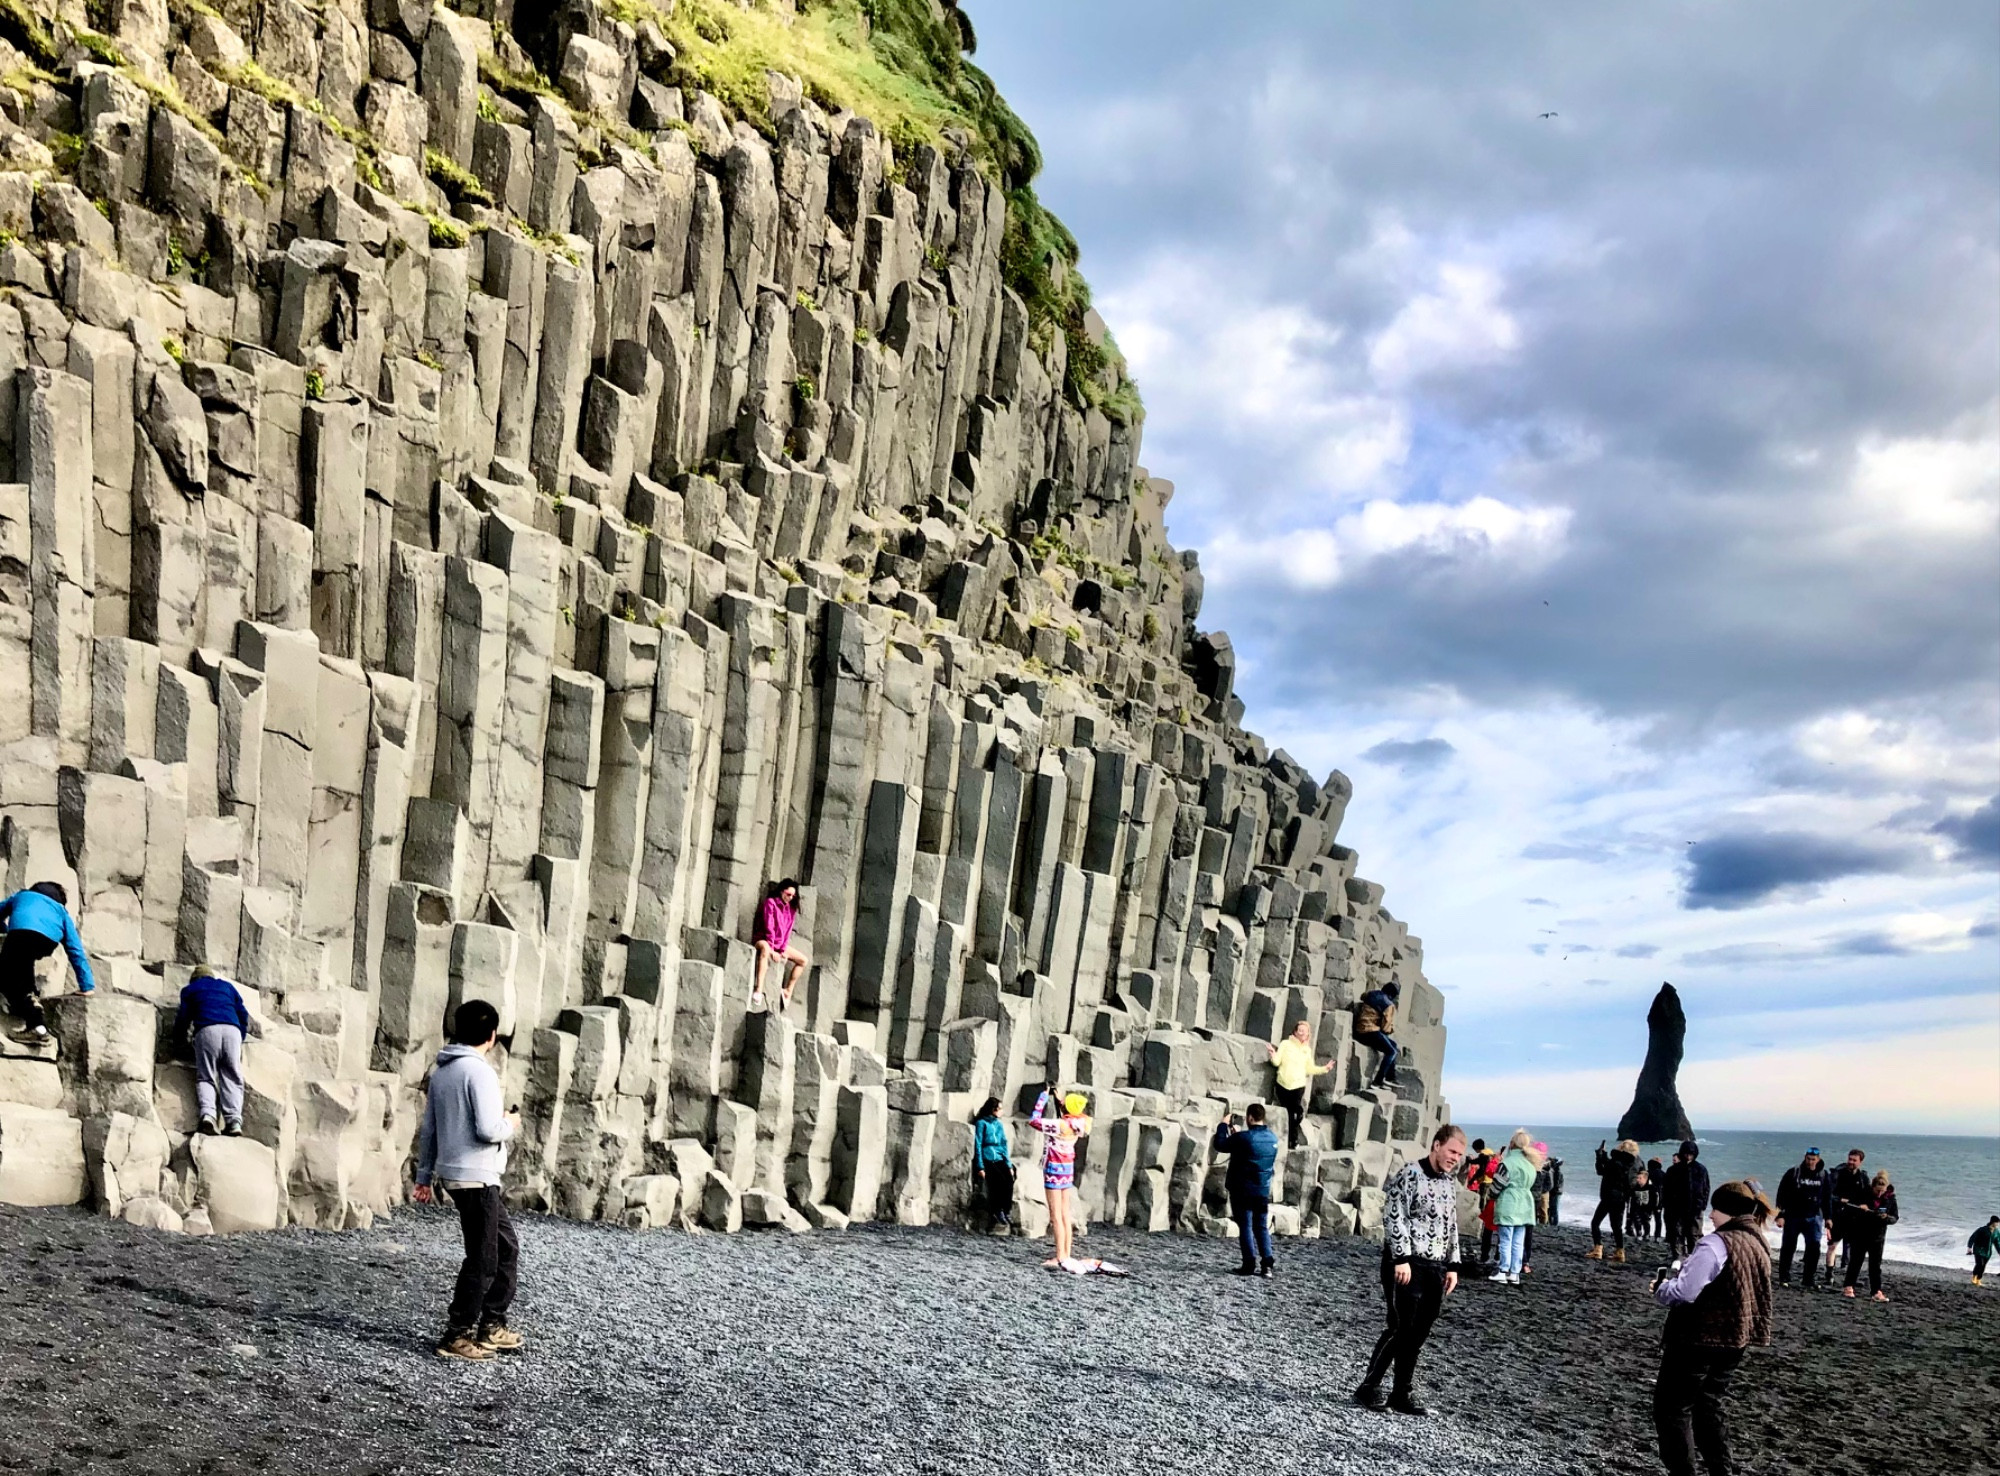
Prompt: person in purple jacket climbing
<box><xmin>0</xmin><ymin>882</ymin><xmax>95</xmax><ymax>1044</ymax></box>
<box><xmin>751</xmin><ymin>878</ymin><xmax>809</xmax><ymax>1011</ymax></box>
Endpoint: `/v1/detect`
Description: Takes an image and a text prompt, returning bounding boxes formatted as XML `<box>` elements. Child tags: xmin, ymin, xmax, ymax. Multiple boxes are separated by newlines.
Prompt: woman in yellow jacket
<box><xmin>1266</xmin><ymin>1020</ymin><xmax>1334</xmax><ymax>1149</ymax></box>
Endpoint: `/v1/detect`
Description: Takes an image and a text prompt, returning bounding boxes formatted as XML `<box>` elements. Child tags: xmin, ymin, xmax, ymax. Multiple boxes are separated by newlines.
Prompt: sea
<box><xmin>1462</xmin><ymin>1124</ymin><xmax>2000</xmax><ymax>1270</ymax></box>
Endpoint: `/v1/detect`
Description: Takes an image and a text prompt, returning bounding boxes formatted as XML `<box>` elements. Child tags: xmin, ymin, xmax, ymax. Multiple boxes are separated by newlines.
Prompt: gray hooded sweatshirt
<box><xmin>416</xmin><ymin>1044</ymin><xmax>514</xmax><ymax>1187</ymax></box>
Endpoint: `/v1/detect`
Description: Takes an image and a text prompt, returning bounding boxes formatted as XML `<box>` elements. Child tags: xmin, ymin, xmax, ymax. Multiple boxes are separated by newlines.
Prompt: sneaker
<box><xmin>476</xmin><ymin>1324</ymin><xmax>525</xmax><ymax>1354</ymax></box>
<box><xmin>1352</xmin><ymin>1384</ymin><xmax>1389</xmax><ymax>1411</ymax></box>
<box><xmin>749</xmin><ymin>989</ymin><xmax>766</xmax><ymax>1011</ymax></box>
<box><xmin>435</xmin><ymin>1332</ymin><xmax>493</xmax><ymax>1361</ymax></box>
<box><xmin>197</xmin><ymin>1116</ymin><xmax>220</xmax><ymax>1136</ymax></box>
<box><xmin>223</xmin><ymin>1120</ymin><xmax>243</xmax><ymax>1137</ymax></box>
<box><xmin>1387</xmin><ymin>1390</ymin><xmax>1430</xmax><ymax>1417</ymax></box>
<box><xmin>1259</xmin><ymin>1260</ymin><xmax>1275</xmax><ymax>1278</ymax></box>
<box><xmin>8</xmin><ymin>1024</ymin><xmax>49</xmax><ymax>1045</ymax></box>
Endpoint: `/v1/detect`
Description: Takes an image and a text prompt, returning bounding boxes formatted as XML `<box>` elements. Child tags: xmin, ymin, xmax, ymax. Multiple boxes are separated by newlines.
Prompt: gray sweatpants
<box><xmin>193</xmin><ymin>1024</ymin><xmax>245</xmax><ymax>1125</ymax></box>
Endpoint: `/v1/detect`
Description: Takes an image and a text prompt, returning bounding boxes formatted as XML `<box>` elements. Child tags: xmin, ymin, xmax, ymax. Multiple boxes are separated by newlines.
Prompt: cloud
<box><xmin>1523</xmin><ymin>897</ymin><xmax>1556</xmax><ymax>906</ymax></box>
<box><xmin>1521</xmin><ymin>840</ymin><xmax>1617</xmax><ymax>863</ymax></box>
<box><xmin>1932</xmin><ymin>795</ymin><xmax>2000</xmax><ymax>864</ymax></box>
<box><xmin>1368</xmin><ymin>262</ymin><xmax>1521</xmax><ymax>386</ymax></box>
<box><xmin>1681</xmin><ymin>912</ymin><xmax>1989</xmax><ymax>966</ymax></box>
<box><xmin>1362</xmin><ymin>737</ymin><xmax>1457</xmax><ymax>773</ymax></box>
<box><xmin>1680</xmin><ymin>831</ymin><xmax>1918</xmax><ymax>910</ymax></box>
<box><xmin>1615</xmin><ymin>944</ymin><xmax>1660</xmax><ymax>959</ymax></box>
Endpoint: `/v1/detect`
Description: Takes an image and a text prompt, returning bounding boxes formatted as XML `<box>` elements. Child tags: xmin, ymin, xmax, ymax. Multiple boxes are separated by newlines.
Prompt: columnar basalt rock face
<box><xmin>0</xmin><ymin>0</ymin><xmax>1450</xmax><ymax>1241</ymax></box>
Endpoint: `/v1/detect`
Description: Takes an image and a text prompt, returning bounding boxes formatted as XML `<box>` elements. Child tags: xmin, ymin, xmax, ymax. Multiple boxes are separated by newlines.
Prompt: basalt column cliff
<box><xmin>0</xmin><ymin>0</ymin><xmax>1450</xmax><ymax>1240</ymax></box>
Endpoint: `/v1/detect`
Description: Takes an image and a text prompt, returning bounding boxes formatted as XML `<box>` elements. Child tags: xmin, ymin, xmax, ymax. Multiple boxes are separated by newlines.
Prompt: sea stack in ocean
<box><xmin>1617</xmin><ymin>984</ymin><xmax>1695</xmax><ymax>1143</ymax></box>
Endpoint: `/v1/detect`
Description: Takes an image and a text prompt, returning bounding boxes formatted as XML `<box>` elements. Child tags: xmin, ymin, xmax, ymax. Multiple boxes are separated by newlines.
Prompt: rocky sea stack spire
<box><xmin>1616</xmin><ymin>983</ymin><xmax>1694</xmax><ymax>1144</ymax></box>
<box><xmin>0</xmin><ymin>0</ymin><xmax>1449</xmax><ymax>1240</ymax></box>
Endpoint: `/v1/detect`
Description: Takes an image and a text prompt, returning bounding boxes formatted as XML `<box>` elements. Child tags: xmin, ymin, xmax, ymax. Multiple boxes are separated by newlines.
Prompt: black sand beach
<box><xmin>0</xmin><ymin>1207</ymin><xmax>1989</xmax><ymax>1476</ymax></box>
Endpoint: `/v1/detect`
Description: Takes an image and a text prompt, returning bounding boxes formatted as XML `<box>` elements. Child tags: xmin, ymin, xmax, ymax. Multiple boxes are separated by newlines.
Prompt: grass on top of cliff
<box><xmin>617</xmin><ymin>0</ymin><xmax>1141</xmax><ymax>423</ymax></box>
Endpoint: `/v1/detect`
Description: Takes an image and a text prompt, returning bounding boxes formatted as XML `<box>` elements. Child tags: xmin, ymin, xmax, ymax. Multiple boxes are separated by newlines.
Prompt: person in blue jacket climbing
<box><xmin>0</xmin><ymin>882</ymin><xmax>95</xmax><ymax>1043</ymax></box>
<box><xmin>175</xmin><ymin>971</ymin><xmax>252</xmax><ymax>1137</ymax></box>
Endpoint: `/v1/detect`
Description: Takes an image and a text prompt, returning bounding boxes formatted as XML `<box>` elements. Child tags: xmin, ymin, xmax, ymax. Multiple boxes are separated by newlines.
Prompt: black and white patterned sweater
<box><xmin>1383</xmin><ymin>1158</ymin><xmax>1463</xmax><ymax>1266</ymax></box>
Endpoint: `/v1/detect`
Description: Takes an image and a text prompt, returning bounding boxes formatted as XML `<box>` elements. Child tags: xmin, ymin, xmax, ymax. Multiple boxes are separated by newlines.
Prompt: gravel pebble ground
<box><xmin>0</xmin><ymin>1207</ymin><xmax>1988</xmax><ymax>1476</ymax></box>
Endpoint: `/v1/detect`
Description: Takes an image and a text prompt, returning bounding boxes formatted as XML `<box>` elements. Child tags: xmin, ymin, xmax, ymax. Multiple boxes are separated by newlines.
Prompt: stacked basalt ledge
<box><xmin>0</xmin><ymin>0</ymin><xmax>1449</xmax><ymax>1242</ymax></box>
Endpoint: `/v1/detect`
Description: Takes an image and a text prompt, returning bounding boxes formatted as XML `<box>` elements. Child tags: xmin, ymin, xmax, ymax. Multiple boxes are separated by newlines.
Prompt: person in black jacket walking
<box><xmin>1662</xmin><ymin>1141</ymin><xmax>1711</xmax><ymax>1259</ymax></box>
<box><xmin>1842</xmin><ymin>1170</ymin><xmax>1898</xmax><ymax>1301</ymax></box>
<box><xmin>1587</xmin><ymin>1138</ymin><xmax>1641</xmax><ymax>1261</ymax></box>
<box><xmin>1213</xmin><ymin>1103</ymin><xmax>1281</xmax><ymax>1276</ymax></box>
<box><xmin>1826</xmin><ymin>1148</ymin><xmax>1871</xmax><ymax>1285</ymax></box>
<box><xmin>1774</xmin><ymin>1148</ymin><xmax>1833</xmax><ymax>1288</ymax></box>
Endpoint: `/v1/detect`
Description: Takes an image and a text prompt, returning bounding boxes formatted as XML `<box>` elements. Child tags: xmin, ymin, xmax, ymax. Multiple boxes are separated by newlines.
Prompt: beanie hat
<box><xmin>1063</xmin><ymin>1093</ymin><xmax>1088</xmax><ymax>1117</ymax></box>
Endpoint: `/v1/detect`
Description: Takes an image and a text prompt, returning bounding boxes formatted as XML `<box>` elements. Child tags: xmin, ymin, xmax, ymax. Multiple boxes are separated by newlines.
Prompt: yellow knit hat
<box><xmin>1064</xmin><ymin>1092</ymin><xmax>1088</xmax><ymax>1116</ymax></box>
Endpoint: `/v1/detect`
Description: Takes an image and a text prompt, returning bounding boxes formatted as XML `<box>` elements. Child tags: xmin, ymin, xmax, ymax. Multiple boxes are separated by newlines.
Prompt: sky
<box><xmin>971</xmin><ymin>0</ymin><xmax>2000</xmax><ymax>1136</ymax></box>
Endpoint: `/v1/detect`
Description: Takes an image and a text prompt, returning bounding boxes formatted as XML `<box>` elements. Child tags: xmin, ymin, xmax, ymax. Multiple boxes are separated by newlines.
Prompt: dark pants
<box><xmin>1667</xmin><ymin>1213</ymin><xmax>1700</xmax><ymax>1258</ymax></box>
<box><xmin>1974</xmin><ymin>1253</ymin><xmax>1989</xmax><ymax>1280</ymax></box>
<box><xmin>1592</xmin><ymin>1195</ymin><xmax>1629</xmax><ymax>1250</ymax></box>
<box><xmin>1479</xmin><ymin>1224</ymin><xmax>1494</xmax><ymax>1262</ymax></box>
<box><xmin>1234</xmin><ymin>1201</ymin><xmax>1273</xmax><ymax>1268</ymax></box>
<box><xmin>0</xmin><ymin>930</ymin><xmax>57</xmax><ymax>1031</ymax></box>
<box><xmin>1360</xmin><ymin>1255</ymin><xmax>1445</xmax><ymax>1395</ymax></box>
<box><xmin>1653</xmin><ymin>1345</ymin><xmax>1744</xmax><ymax>1476</ymax></box>
<box><xmin>1547</xmin><ymin>1192</ymin><xmax>1561</xmax><ymax>1226</ymax></box>
<box><xmin>1354</xmin><ymin>1030</ymin><xmax>1398</xmax><ymax>1084</ymax></box>
<box><xmin>445</xmin><ymin>1185</ymin><xmax>519</xmax><ymax>1335</ymax></box>
<box><xmin>1777</xmin><ymin>1217</ymin><xmax>1823</xmax><ymax>1286</ymax></box>
<box><xmin>1843</xmin><ymin>1229</ymin><xmax>1884</xmax><ymax>1294</ymax></box>
<box><xmin>976</xmin><ymin>1160</ymin><xmax>1014</xmax><ymax>1223</ymax></box>
<box><xmin>1273</xmin><ymin>1084</ymin><xmax>1307</xmax><ymax>1148</ymax></box>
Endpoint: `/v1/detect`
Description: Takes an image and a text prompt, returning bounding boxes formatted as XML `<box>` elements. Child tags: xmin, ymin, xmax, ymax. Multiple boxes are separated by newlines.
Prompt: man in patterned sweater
<box><xmin>1354</xmin><ymin>1122</ymin><xmax>1467</xmax><ymax>1416</ymax></box>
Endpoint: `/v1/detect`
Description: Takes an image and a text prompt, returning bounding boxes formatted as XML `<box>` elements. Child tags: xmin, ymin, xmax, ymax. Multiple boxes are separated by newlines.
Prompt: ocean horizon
<box><xmin>1462</xmin><ymin>1123</ymin><xmax>1999</xmax><ymax>1270</ymax></box>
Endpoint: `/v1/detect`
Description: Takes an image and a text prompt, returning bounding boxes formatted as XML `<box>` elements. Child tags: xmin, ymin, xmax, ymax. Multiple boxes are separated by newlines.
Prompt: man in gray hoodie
<box><xmin>413</xmin><ymin>1000</ymin><xmax>522</xmax><ymax>1361</ymax></box>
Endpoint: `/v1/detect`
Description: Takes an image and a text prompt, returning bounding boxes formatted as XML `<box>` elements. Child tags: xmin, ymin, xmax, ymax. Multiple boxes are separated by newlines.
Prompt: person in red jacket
<box><xmin>751</xmin><ymin>879</ymin><xmax>809</xmax><ymax>1010</ymax></box>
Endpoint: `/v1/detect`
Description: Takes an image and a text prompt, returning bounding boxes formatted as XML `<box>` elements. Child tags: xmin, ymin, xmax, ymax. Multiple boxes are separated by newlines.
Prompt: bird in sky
<box><xmin>1540</xmin><ymin>111</ymin><xmax>1558</xmax><ymax>119</ymax></box>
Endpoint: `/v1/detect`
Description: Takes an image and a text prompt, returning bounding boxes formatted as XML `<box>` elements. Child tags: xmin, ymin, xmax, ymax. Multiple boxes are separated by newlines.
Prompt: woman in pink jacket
<box><xmin>752</xmin><ymin>879</ymin><xmax>809</xmax><ymax>1009</ymax></box>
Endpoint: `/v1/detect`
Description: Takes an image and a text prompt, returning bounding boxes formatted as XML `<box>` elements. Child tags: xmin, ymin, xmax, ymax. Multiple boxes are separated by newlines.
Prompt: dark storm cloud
<box><xmin>1680</xmin><ymin>832</ymin><xmax>1918</xmax><ymax>910</ymax></box>
<box><xmin>977</xmin><ymin>0</ymin><xmax>2000</xmax><ymax>732</ymax></box>
<box><xmin>1361</xmin><ymin>737</ymin><xmax>1456</xmax><ymax>773</ymax></box>
<box><xmin>1932</xmin><ymin>796</ymin><xmax>2000</xmax><ymax>864</ymax></box>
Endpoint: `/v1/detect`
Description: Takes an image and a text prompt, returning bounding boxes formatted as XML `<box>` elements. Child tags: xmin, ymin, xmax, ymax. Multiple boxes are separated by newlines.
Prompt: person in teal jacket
<box><xmin>972</xmin><ymin>1096</ymin><xmax>1014</xmax><ymax>1230</ymax></box>
<box><xmin>0</xmin><ymin>882</ymin><xmax>95</xmax><ymax>1043</ymax></box>
<box><xmin>1492</xmin><ymin>1129</ymin><xmax>1545</xmax><ymax>1285</ymax></box>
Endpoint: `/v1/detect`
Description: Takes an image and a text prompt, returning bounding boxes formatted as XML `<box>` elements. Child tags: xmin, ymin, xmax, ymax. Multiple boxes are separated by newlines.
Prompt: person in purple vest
<box><xmin>751</xmin><ymin>879</ymin><xmax>809</xmax><ymax>1011</ymax></box>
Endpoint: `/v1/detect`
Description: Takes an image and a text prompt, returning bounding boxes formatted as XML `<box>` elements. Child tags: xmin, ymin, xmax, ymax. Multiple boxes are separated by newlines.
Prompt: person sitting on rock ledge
<box><xmin>174</xmin><ymin>970</ymin><xmax>251</xmax><ymax>1137</ymax></box>
<box><xmin>751</xmin><ymin>879</ymin><xmax>808</xmax><ymax>1011</ymax></box>
<box><xmin>0</xmin><ymin>881</ymin><xmax>95</xmax><ymax>1045</ymax></box>
<box><xmin>414</xmin><ymin>1000</ymin><xmax>524</xmax><ymax>1362</ymax></box>
<box><xmin>1213</xmin><ymin>1102</ymin><xmax>1281</xmax><ymax>1277</ymax></box>
<box><xmin>1352</xmin><ymin>982</ymin><xmax>1401</xmax><ymax>1087</ymax></box>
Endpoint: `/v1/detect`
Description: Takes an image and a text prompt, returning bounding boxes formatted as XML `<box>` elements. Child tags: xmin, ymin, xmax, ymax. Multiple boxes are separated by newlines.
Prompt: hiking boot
<box><xmin>1585</xmin><ymin>1246</ymin><xmax>1604</xmax><ymax>1260</ymax></box>
<box><xmin>197</xmin><ymin>1116</ymin><xmax>220</xmax><ymax>1136</ymax></box>
<box><xmin>1611</xmin><ymin>1249</ymin><xmax>1627</xmax><ymax>1264</ymax></box>
<box><xmin>223</xmin><ymin>1120</ymin><xmax>243</xmax><ymax>1137</ymax></box>
<box><xmin>8</xmin><ymin>1024</ymin><xmax>50</xmax><ymax>1046</ymax></box>
<box><xmin>1352</xmin><ymin>1384</ymin><xmax>1389</xmax><ymax>1411</ymax></box>
<box><xmin>1388</xmin><ymin>1390</ymin><xmax>1430</xmax><ymax>1417</ymax></box>
<box><xmin>1232</xmin><ymin>1264</ymin><xmax>1258</xmax><ymax>1276</ymax></box>
<box><xmin>476</xmin><ymin>1323</ymin><xmax>524</xmax><ymax>1354</ymax></box>
<box><xmin>435</xmin><ymin>1332</ymin><xmax>493</xmax><ymax>1361</ymax></box>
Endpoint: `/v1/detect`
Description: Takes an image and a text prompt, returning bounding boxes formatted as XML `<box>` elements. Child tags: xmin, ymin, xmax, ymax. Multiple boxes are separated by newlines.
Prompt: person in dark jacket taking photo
<box><xmin>1213</xmin><ymin>1102</ymin><xmax>1281</xmax><ymax>1276</ymax></box>
<box><xmin>1588</xmin><ymin>1138</ymin><xmax>1641</xmax><ymax>1262</ymax></box>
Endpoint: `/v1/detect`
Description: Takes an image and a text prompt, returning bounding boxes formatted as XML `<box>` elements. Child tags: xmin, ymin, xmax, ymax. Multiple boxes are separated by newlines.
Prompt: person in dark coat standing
<box><xmin>1841</xmin><ymin>1170</ymin><xmax>1898</xmax><ymax>1302</ymax></box>
<box><xmin>1773</xmin><ymin>1148</ymin><xmax>1833</xmax><ymax>1288</ymax></box>
<box><xmin>1588</xmin><ymin>1138</ymin><xmax>1642</xmax><ymax>1262</ymax></box>
<box><xmin>1213</xmin><ymin>1102</ymin><xmax>1281</xmax><ymax>1276</ymax></box>
<box><xmin>1651</xmin><ymin>1181</ymin><xmax>1775</xmax><ymax>1476</ymax></box>
<box><xmin>1825</xmin><ymin>1148</ymin><xmax>1871</xmax><ymax>1284</ymax></box>
<box><xmin>1662</xmin><ymin>1140</ymin><xmax>1711</xmax><ymax>1259</ymax></box>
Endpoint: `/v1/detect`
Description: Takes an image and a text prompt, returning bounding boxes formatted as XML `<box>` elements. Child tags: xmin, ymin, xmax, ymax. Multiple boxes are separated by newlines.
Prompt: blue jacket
<box><xmin>176</xmin><ymin>975</ymin><xmax>249</xmax><ymax>1039</ymax></box>
<box><xmin>973</xmin><ymin>1115</ymin><xmax>1010</xmax><ymax>1165</ymax></box>
<box><xmin>0</xmin><ymin>890</ymin><xmax>94</xmax><ymax>992</ymax></box>
<box><xmin>1213</xmin><ymin>1119</ymin><xmax>1280</xmax><ymax>1207</ymax></box>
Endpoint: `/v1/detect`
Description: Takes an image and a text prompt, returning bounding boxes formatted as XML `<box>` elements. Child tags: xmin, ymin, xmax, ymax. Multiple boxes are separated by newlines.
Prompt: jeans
<box><xmin>192</xmin><ymin>1024</ymin><xmax>245</xmax><ymax>1126</ymax></box>
<box><xmin>0</xmin><ymin>930</ymin><xmax>57</xmax><ymax>1030</ymax></box>
<box><xmin>1843</xmin><ymin>1228</ymin><xmax>1885</xmax><ymax>1294</ymax></box>
<box><xmin>1496</xmin><ymin>1222</ymin><xmax>1528</xmax><ymax>1276</ymax></box>
<box><xmin>1654</xmin><ymin>1345</ymin><xmax>1744</xmax><ymax>1476</ymax></box>
<box><xmin>1353</xmin><ymin>1030</ymin><xmax>1399</xmax><ymax>1084</ymax></box>
<box><xmin>1272</xmin><ymin>1084</ymin><xmax>1307</xmax><ymax>1148</ymax></box>
<box><xmin>1359</xmin><ymin>1255</ymin><xmax>1446</xmax><ymax>1395</ymax></box>
<box><xmin>1235</xmin><ymin>1201</ymin><xmax>1273</xmax><ymax>1268</ymax></box>
<box><xmin>1592</xmin><ymin>1195</ymin><xmax>1629</xmax><ymax>1251</ymax></box>
<box><xmin>445</xmin><ymin>1184</ymin><xmax>520</xmax><ymax>1335</ymax></box>
<box><xmin>1777</xmin><ymin>1216</ymin><xmax>1823</xmax><ymax>1286</ymax></box>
